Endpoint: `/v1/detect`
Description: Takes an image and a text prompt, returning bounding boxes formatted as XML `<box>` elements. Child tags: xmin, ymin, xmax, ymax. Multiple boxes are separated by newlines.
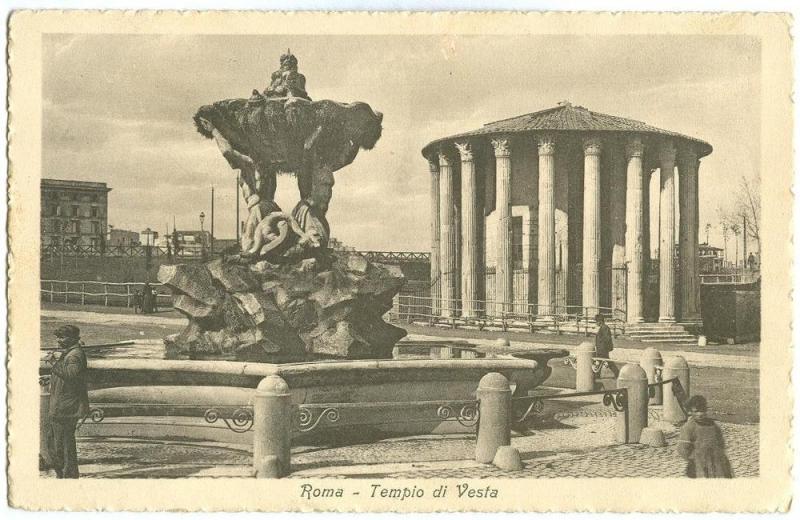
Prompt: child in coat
<box><xmin>677</xmin><ymin>395</ymin><xmax>733</xmax><ymax>478</ymax></box>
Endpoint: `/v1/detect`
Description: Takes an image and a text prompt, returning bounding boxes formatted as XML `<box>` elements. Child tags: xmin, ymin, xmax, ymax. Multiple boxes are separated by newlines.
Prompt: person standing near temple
<box><xmin>594</xmin><ymin>314</ymin><xmax>620</xmax><ymax>378</ymax></box>
<box><xmin>45</xmin><ymin>325</ymin><xmax>89</xmax><ymax>478</ymax></box>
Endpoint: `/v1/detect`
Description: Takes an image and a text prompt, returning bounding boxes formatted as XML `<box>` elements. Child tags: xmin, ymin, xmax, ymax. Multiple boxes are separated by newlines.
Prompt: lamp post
<box><xmin>199</xmin><ymin>212</ymin><xmax>206</xmax><ymax>259</ymax></box>
<box><xmin>143</xmin><ymin>227</ymin><xmax>153</xmax><ymax>275</ymax></box>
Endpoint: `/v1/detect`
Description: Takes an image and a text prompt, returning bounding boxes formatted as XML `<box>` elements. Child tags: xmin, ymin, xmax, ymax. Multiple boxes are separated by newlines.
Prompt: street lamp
<box><xmin>142</xmin><ymin>227</ymin><xmax>154</xmax><ymax>274</ymax></box>
<box><xmin>199</xmin><ymin>212</ymin><xmax>206</xmax><ymax>257</ymax></box>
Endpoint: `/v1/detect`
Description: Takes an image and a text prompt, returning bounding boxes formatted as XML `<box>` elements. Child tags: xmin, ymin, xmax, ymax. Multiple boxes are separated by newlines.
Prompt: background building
<box><xmin>157</xmin><ymin>230</ymin><xmax>211</xmax><ymax>256</ymax></box>
<box><xmin>40</xmin><ymin>179</ymin><xmax>111</xmax><ymax>247</ymax></box>
<box><xmin>699</xmin><ymin>243</ymin><xmax>725</xmax><ymax>273</ymax></box>
<box><xmin>108</xmin><ymin>228</ymin><xmax>140</xmax><ymax>246</ymax></box>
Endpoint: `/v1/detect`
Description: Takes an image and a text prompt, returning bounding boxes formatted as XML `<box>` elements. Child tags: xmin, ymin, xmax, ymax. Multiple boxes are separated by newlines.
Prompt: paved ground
<box><xmin>50</xmin><ymin>407</ymin><xmax>757</xmax><ymax>479</ymax></box>
<box><xmin>41</xmin><ymin>303</ymin><xmax>759</xmax><ymax>366</ymax></box>
<box><xmin>38</xmin><ymin>304</ymin><xmax>760</xmax><ymax>479</ymax></box>
<box><xmin>403</xmin><ymin>322</ymin><xmax>760</xmax><ymax>358</ymax></box>
<box><xmin>40</xmin><ymin>305</ymin><xmax>760</xmax><ymax>423</ymax></box>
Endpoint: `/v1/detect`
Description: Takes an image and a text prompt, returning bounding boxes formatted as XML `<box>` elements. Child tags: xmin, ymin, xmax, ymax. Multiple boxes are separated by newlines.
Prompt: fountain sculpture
<box><xmin>159</xmin><ymin>51</ymin><xmax>405</xmax><ymax>362</ymax></box>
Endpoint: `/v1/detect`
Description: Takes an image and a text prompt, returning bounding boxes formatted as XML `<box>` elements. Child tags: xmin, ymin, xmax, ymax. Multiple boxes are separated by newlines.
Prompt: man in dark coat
<box><xmin>594</xmin><ymin>314</ymin><xmax>620</xmax><ymax>378</ymax></box>
<box><xmin>46</xmin><ymin>324</ymin><xmax>89</xmax><ymax>478</ymax></box>
<box><xmin>141</xmin><ymin>282</ymin><xmax>154</xmax><ymax>314</ymax></box>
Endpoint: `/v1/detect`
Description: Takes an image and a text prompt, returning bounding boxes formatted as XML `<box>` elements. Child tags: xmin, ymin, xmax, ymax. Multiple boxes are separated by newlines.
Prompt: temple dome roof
<box><xmin>422</xmin><ymin>101</ymin><xmax>712</xmax><ymax>159</ymax></box>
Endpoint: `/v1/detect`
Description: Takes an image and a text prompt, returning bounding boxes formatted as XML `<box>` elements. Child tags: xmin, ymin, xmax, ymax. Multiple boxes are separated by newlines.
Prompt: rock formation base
<box><xmin>157</xmin><ymin>251</ymin><xmax>407</xmax><ymax>362</ymax></box>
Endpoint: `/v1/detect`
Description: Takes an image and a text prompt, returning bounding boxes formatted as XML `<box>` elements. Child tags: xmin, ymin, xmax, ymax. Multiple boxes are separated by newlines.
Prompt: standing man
<box><xmin>142</xmin><ymin>282</ymin><xmax>154</xmax><ymax>314</ymax></box>
<box><xmin>46</xmin><ymin>325</ymin><xmax>89</xmax><ymax>478</ymax></box>
<box><xmin>594</xmin><ymin>314</ymin><xmax>620</xmax><ymax>378</ymax></box>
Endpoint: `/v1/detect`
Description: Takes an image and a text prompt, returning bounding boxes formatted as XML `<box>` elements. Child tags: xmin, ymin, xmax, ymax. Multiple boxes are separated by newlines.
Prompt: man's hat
<box><xmin>54</xmin><ymin>324</ymin><xmax>80</xmax><ymax>339</ymax></box>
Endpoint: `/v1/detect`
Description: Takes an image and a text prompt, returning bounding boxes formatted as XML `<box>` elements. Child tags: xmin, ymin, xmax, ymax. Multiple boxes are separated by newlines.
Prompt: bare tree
<box><xmin>719</xmin><ymin>175</ymin><xmax>760</xmax><ymax>255</ymax></box>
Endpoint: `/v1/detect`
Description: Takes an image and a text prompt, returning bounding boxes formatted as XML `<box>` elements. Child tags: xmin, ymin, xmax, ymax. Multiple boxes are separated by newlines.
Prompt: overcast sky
<box><xmin>43</xmin><ymin>34</ymin><xmax>759</xmax><ymax>254</ymax></box>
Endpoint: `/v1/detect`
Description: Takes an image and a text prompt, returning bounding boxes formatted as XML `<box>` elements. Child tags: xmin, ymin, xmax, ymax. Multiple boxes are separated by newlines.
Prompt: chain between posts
<box><xmin>562</xmin><ymin>355</ymin><xmax>616</xmax><ymax>374</ymax></box>
<box><xmin>512</xmin><ymin>387</ymin><xmax>628</xmax><ymax>424</ymax></box>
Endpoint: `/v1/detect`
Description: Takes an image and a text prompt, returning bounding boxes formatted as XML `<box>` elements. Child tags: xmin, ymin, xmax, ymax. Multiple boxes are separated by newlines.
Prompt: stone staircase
<box><xmin>624</xmin><ymin>323</ymin><xmax>699</xmax><ymax>344</ymax></box>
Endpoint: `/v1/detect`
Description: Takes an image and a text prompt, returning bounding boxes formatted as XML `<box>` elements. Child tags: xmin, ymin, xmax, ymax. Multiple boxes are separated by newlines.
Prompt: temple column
<box><xmin>658</xmin><ymin>141</ymin><xmax>677</xmax><ymax>323</ymax></box>
<box><xmin>624</xmin><ymin>137</ymin><xmax>645</xmax><ymax>323</ymax></box>
<box><xmin>678</xmin><ymin>146</ymin><xmax>701</xmax><ymax>321</ymax></box>
<box><xmin>610</xmin><ymin>142</ymin><xmax>627</xmax><ymax>318</ymax></box>
<box><xmin>537</xmin><ymin>135</ymin><xmax>556</xmax><ymax>319</ymax></box>
<box><xmin>456</xmin><ymin>141</ymin><xmax>480</xmax><ymax>318</ymax></box>
<box><xmin>428</xmin><ymin>159</ymin><xmax>441</xmax><ymax>316</ymax></box>
<box><xmin>438</xmin><ymin>151</ymin><xmax>458</xmax><ymax>318</ymax></box>
<box><xmin>492</xmin><ymin>137</ymin><xmax>513</xmax><ymax>314</ymax></box>
<box><xmin>582</xmin><ymin>137</ymin><xmax>602</xmax><ymax>316</ymax></box>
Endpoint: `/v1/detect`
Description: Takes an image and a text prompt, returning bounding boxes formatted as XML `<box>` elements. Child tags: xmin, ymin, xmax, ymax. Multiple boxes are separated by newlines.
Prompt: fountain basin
<box><xmin>45</xmin><ymin>341</ymin><xmax>568</xmax><ymax>441</ymax></box>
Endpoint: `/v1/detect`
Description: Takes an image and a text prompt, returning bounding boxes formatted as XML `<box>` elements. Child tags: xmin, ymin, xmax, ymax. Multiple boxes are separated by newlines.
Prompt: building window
<box><xmin>91</xmin><ymin>221</ymin><xmax>100</xmax><ymax>234</ymax></box>
<box><xmin>55</xmin><ymin>205</ymin><xmax>62</xmax><ymax>217</ymax></box>
<box><xmin>71</xmin><ymin>220</ymin><xmax>80</xmax><ymax>234</ymax></box>
<box><xmin>512</xmin><ymin>216</ymin><xmax>524</xmax><ymax>269</ymax></box>
<box><xmin>91</xmin><ymin>206</ymin><xmax>100</xmax><ymax>218</ymax></box>
<box><xmin>71</xmin><ymin>205</ymin><xmax>80</xmax><ymax>217</ymax></box>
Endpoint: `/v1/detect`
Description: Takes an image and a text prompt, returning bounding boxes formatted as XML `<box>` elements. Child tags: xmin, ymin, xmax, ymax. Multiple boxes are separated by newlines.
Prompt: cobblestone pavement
<box><xmin>378</xmin><ymin>421</ymin><xmax>758</xmax><ymax>479</ymax></box>
<box><xmin>54</xmin><ymin>407</ymin><xmax>757</xmax><ymax>479</ymax></box>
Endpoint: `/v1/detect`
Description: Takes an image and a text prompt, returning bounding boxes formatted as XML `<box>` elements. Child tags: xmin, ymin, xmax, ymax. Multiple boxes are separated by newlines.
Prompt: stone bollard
<box><xmin>253</xmin><ymin>375</ymin><xmax>292</xmax><ymax>478</ymax></box>
<box><xmin>640</xmin><ymin>347</ymin><xmax>664</xmax><ymax>405</ymax></box>
<box><xmin>639</xmin><ymin>427</ymin><xmax>667</xmax><ymax>447</ymax></box>
<box><xmin>663</xmin><ymin>356</ymin><xmax>690</xmax><ymax>423</ymax></box>
<box><xmin>615</xmin><ymin>363</ymin><xmax>649</xmax><ymax>443</ymax></box>
<box><xmin>575</xmin><ymin>341</ymin><xmax>596</xmax><ymax>392</ymax></box>
<box><xmin>475</xmin><ymin>372</ymin><xmax>511</xmax><ymax>463</ymax></box>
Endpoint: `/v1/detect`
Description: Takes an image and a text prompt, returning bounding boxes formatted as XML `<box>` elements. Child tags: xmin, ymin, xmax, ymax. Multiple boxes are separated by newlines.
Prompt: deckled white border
<box><xmin>6</xmin><ymin>10</ymin><xmax>793</xmax><ymax>512</ymax></box>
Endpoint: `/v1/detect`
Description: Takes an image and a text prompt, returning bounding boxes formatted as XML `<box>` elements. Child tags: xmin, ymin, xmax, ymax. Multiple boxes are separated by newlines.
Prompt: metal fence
<box><xmin>41</xmin><ymin>243</ymin><xmax>210</xmax><ymax>259</ymax></box>
<box><xmin>40</xmin><ymin>280</ymin><xmax>173</xmax><ymax>308</ymax></box>
<box><xmin>699</xmin><ymin>272</ymin><xmax>760</xmax><ymax>285</ymax></box>
<box><xmin>388</xmin><ymin>294</ymin><xmax>627</xmax><ymax>335</ymax></box>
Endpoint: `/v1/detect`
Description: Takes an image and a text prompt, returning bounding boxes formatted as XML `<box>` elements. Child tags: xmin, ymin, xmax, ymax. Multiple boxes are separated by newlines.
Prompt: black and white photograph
<box><xmin>6</xmin><ymin>9</ymin><xmax>793</xmax><ymax>513</ymax></box>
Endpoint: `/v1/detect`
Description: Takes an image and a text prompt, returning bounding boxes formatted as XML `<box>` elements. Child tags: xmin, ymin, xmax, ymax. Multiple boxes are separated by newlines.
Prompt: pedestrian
<box><xmin>133</xmin><ymin>290</ymin><xmax>142</xmax><ymax>314</ymax></box>
<box><xmin>677</xmin><ymin>395</ymin><xmax>733</xmax><ymax>478</ymax></box>
<box><xmin>142</xmin><ymin>282</ymin><xmax>154</xmax><ymax>314</ymax></box>
<box><xmin>45</xmin><ymin>324</ymin><xmax>89</xmax><ymax>478</ymax></box>
<box><xmin>594</xmin><ymin>314</ymin><xmax>620</xmax><ymax>378</ymax></box>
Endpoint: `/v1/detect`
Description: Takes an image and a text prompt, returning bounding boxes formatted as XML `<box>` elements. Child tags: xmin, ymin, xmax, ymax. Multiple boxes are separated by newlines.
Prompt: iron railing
<box><xmin>41</xmin><ymin>243</ymin><xmax>211</xmax><ymax>259</ymax></box>
<box><xmin>512</xmin><ymin>387</ymin><xmax>629</xmax><ymax>440</ymax></box>
<box><xmin>356</xmin><ymin>251</ymin><xmax>431</xmax><ymax>263</ymax></box>
<box><xmin>388</xmin><ymin>294</ymin><xmax>627</xmax><ymax>335</ymax></box>
<box><xmin>40</xmin><ymin>280</ymin><xmax>172</xmax><ymax>308</ymax></box>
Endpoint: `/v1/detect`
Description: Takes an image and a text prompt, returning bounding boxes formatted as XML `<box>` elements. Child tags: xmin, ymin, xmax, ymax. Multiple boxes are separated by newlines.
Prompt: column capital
<box><xmin>438</xmin><ymin>150</ymin><xmax>454</xmax><ymax>167</ymax></box>
<box><xmin>658</xmin><ymin>141</ymin><xmax>677</xmax><ymax>165</ymax></box>
<box><xmin>583</xmin><ymin>136</ymin><xmax>603</xmax><ymax>156</ymax></box>
<box><xmin>625</xmin><ymin>136</ymin><xmax>644</xmax><ymax>159</ymax></box>
<box><xmin>676</xmin><ymin>145</ymin><xmax>698</xmax><ymax>167</ymax></box>
<box><xmin>537</xmin><ymin>134</ymin><xmax>556</xmax><ymax>155</ymax></box>
<box><xmin>455</xmin><ymin>141</ymin><xmax>474</xmax><ymax>162</ymax></box>
<box><xmin>428</xmin><ymin>158</ymin><xmax>440</xmax><ymax>174</ymax></box>
<box><xmin>491</xmin><ymin>137</ymin><xmax>511</xmax><ymax>158</ymax></box>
